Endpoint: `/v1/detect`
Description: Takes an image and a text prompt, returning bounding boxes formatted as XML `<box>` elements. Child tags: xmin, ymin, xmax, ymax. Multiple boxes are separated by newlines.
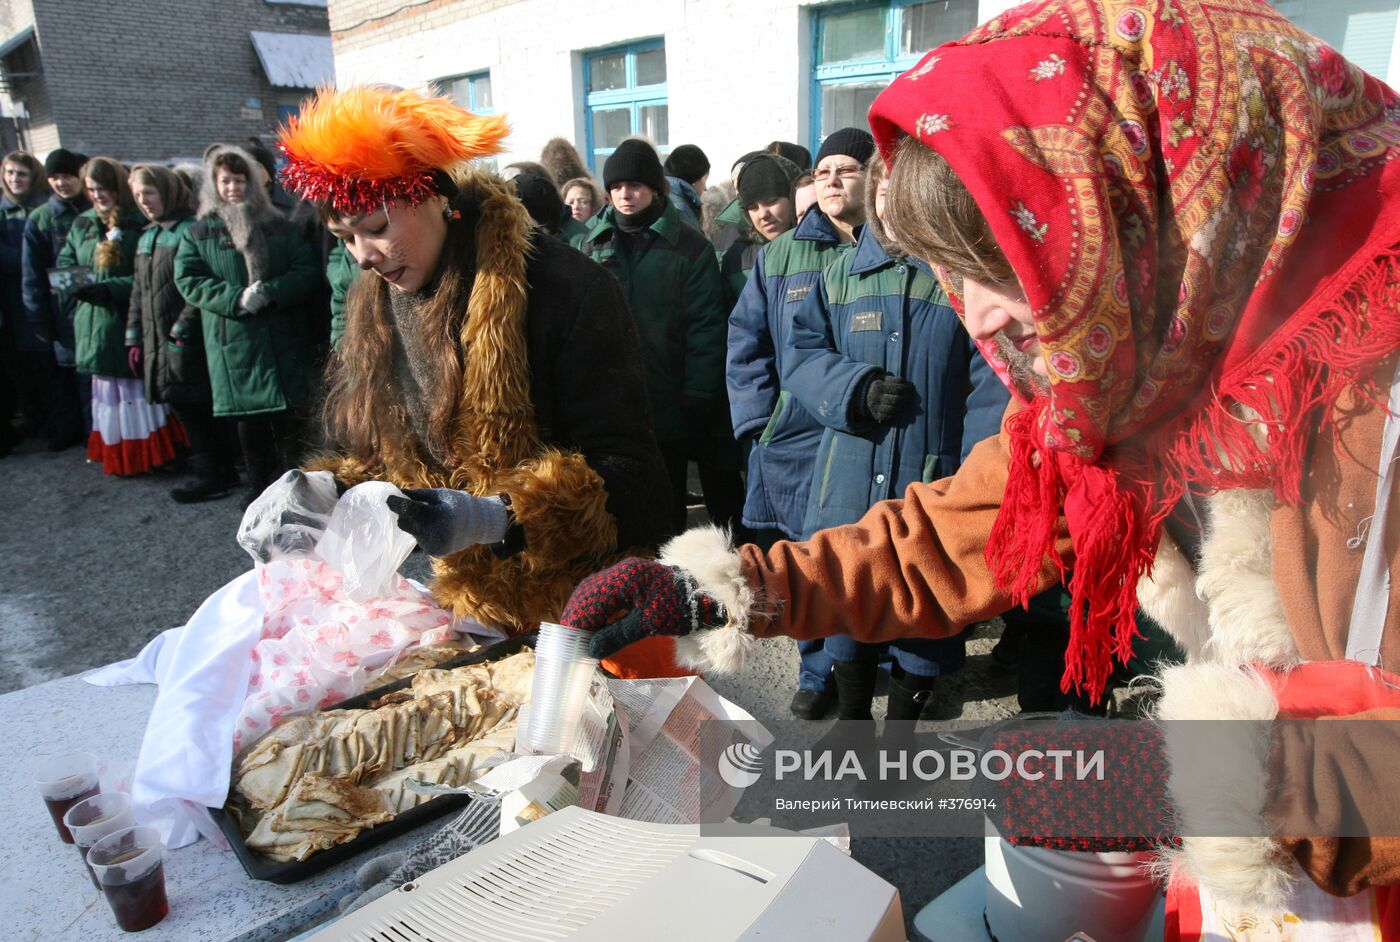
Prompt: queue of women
<box><xmin>0</xmin><ymin>142</ymin><xmax>323</xmax><ymax>503</ymax></box>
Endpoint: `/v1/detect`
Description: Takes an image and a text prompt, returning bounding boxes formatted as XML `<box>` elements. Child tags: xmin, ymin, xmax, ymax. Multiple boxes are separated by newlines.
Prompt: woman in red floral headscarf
<box><xmin>562</xmin><ymin>0</ymin><xmax>1400</xmax><ymax>931</ymax></box>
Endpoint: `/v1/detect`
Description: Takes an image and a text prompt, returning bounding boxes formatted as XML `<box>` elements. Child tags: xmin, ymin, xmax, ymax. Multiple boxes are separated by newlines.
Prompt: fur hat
<box><xmin>604</xmin><ymin>139</ymin><xmax>665</xmax><ymax>194</ymax></box>
<box><xmin>44</xmin><ymin>148</ymin><xmax>85</xmax><ymax>178</ymax></box>
<box><xmin>277</xmin><ymin>85</ymin><xmax>509</xmax><ymax>215</ymax></box>
<box><xmin>664</xmin><ymin>144</ymin><xmax>710</xmax><ymax>185</ymax></box>
<box><xmin>540</xmin><ymin>137</ymin><xmax>590</xmax><ymax>190</ymax></box>
<box><xmin>816</xmin><ymin>127</ymin><xmax>875</xmax><ymax>166</ymax></box>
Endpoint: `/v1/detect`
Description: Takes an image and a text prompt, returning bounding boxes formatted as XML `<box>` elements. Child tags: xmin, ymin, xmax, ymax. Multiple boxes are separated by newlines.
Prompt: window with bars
<box><xmin>811</xmin><ymin>1</ymin><xmax>978</xmax><ymax>155</ymax></box>
<box><xmin>583</xmin><ymin>40</ymin><xmax>667</xmax><ymax>174</ymax></box>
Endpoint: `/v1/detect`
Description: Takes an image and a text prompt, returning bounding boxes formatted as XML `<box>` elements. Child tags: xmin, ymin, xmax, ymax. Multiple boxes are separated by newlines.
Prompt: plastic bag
<box><xmin>314</xmin><ymin>481</ymin><xmax>418</xmax><ymax>597</ymax></box>
<box><xmin>230</xmin><ymin>477</ymin><xmax>464</xmax><ymax>752</ymax></box>
<box><xmin>236</xmin><ymin>469</ymin><xmax>341</xmax><ymax>563</ymax></box>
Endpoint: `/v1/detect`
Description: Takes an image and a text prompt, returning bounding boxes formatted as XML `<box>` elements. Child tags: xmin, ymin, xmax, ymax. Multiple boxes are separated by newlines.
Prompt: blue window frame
<box><xmin>811</xmin><ymin>0</ymin><xmax>978</xmax><ymax>156</ymax></box>
<box><xmin>437</xmin><ymin>70</ymin><xmax>494</xmax><ymax>115</ymax></box>
<box><xmin>584</xmin><ymin>39</ymin><xmax>668</xmax><ymax>174</ymax></box>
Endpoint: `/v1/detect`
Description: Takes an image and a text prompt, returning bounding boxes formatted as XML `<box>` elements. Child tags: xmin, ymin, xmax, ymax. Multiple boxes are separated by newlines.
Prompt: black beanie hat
<box><xmin>604</xmin><ymin>139</ymin><xmax>666</xmax><ymax>194</ymax></box>
<box><xmin>815</xmin><ymin>128</ymin><xmax>875</xmax><ymax>166</ymax></box>
<box><xmin>663</xmin><ymin>144</ymin><xmax>710</xmax><ymax>185</ymax></box>
<box><xmin>767</xmin><ymin>140</ymin><xmax>812</xmax><ymax>171</ymax></box>
<box><xmin>512</xmin><ymin>172</ymin><xmax>564</xmax><ymax>229</ymax></box>
<box><xmin>738</xmin><ymin>154</ymin><xmax>801</xmax><ymax>208</ymax></box>
<box><xmin>44</xmin><ymin>148</ymin><xmax>84</xmax><ymax>178</ymax></box>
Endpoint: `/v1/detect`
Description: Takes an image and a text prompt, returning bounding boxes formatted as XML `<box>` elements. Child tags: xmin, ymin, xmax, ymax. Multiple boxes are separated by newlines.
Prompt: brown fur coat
<box><xmin>310</xmin><ymin>171</ymin><xmax>664</xmax><ymax>631</ymax></box>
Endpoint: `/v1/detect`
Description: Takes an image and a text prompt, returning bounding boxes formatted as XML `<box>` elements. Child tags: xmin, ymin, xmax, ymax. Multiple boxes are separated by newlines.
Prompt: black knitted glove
<box><xmin>561</xmin><ymin>557</ymin><xmax>726</xmax><ymax>660</ymax></box>
<box><xmin>69</xmin><ymin>282</ymin><xmax>114</xmax><ymax>305</ymax></box>
<box><xmin>862</xmin><ymin>373</ymin><xmax>916</xmax><ymax>425</ymax></box>
<box><xmin>386</xmin><ymin>487</ymin><xmax>511</xmax><ymax>557</ymax></box>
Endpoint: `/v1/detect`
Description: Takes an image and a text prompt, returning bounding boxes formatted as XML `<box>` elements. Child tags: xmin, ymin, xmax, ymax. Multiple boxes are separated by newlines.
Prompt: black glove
<box><xmin>69</xmin><ymin>282</ymin><xmax>114</xmax><ymax>305</ymax></box>
<box><xmin>681</xmin><ymin>395</ymin><xmax>715</xmax><ymax>436</ymax></box>
<box><xmin>561</xmin><ymin>557</ymin><xmax>726</xmax><ymax>660</ymax></box>
<box><xmin>385</xmin><ymin>488</ymin><xmax>511</xmax><ymax>557</ymax></box>
<box><xmin>862</xmin><ymin>373</ymin><xmax>916</xmax><ymax>425</ymax></box>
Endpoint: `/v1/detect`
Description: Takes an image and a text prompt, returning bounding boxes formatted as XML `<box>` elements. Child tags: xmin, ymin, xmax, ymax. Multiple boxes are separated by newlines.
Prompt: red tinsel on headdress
<box><xmin>277</xmin><ymin>85</ymin><xmax>509</xmax><ymax>216</ymax></box>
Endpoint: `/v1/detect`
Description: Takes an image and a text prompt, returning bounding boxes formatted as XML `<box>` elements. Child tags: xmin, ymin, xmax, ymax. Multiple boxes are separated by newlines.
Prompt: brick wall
<box><xmin>324</xmin><ymin>0</ymin><xmax>1023</xmax><ymax>178</ymax></box>
<box><xmin>0</xmin><ymin>0</ymin><xmax>330</xmax><ymax>162</ymax></box>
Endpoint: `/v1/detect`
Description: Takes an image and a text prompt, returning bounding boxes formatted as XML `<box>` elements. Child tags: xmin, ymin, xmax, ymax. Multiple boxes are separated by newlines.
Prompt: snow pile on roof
<box><xmin>250</xmin><ymin>31</ymin><xmax>334</xmax><ymax>89</ymax></box>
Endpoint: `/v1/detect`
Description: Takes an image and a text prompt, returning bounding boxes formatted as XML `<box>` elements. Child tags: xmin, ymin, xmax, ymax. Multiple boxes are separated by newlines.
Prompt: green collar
<box><xmin>591</xmin><ymin>198</ymin><xmax>682</xmax><ymax>247</ymax></box>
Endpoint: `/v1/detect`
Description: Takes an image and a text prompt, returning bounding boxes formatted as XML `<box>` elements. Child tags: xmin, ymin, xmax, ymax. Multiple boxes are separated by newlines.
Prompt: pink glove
<box><xmin>127</xmin><ymin>346</ymin><xmax>142</xmax><ymax>375</ymax></box>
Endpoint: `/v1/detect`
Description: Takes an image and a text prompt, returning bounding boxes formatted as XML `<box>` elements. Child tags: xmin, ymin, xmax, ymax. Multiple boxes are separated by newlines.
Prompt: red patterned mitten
<box><xmin>561</xmin><ymin>558</ymin><xmax>726</xmax><ymax>660</ymax></box>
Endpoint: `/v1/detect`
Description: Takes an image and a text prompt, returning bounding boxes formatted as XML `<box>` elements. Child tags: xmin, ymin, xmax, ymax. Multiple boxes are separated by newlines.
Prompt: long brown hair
<box><xmin>82</xmin><ymin>157</ymin><xmax>135</xmax><ymax>274</ymax></box>
<box><xmin>884</xmin><ymin>133</ymin><xmax>1014</xmax><ymax>284</ymax></box>
<box><xmin>322</xmin><ymin>196</ymin><xmax>478</xmax><ymax>470</ymax></box>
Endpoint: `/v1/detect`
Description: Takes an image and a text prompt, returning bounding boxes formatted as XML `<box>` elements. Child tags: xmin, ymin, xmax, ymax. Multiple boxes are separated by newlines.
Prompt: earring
<box><xmin>443</xmin><ymin>205</ymin><xmax>460</xmax><ymax>221</ymax></box>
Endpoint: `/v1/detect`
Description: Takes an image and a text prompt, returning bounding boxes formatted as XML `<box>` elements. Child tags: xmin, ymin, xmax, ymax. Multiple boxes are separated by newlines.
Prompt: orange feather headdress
<box><xmin>277</xmin><ymin>85</ymin><xmax>510</xmax><ymax>215</ymax></box>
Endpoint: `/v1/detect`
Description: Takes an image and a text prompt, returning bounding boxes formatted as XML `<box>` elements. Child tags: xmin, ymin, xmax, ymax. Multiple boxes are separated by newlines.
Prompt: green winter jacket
<box><xmin>558</xmin><ymin>215</ymin><xmax>591</xmax><ymax>251</ymax></box>
<box><xmin>173</xmin><ymin>214</ymin><xmax>319</xmax><ymax>417</ymax></box>
<box><xmin>326</xmin><ymin>240</ymin><xmax>359</xmax><ymax>349</ymax></box>
<box><xmin>57</xmin><ymin>208</ymin><xmax>144</xmax><ymax>377</ymax></box>
<box><xmin>580</xmin><ymin>199</ymin><xmax>728</xmax><ymax>442</ymax></box>
<box><xmin>128</xmin><ymin>216</ymin><xmax>210</xmax><ymax>404</ymax></box>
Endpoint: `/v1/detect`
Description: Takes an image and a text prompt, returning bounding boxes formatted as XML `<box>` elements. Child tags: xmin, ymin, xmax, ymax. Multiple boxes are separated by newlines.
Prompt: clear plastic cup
<box><xmin>518</xmin><ymin>622</ymin><xmax>599</xmax><ymax>756</ymax></box>
<box><xmin>66</xmin><ymin>792</ymin><xmax>135</xmax><ymax>890</ymax></box>
<box><xmin>34</xmin><ymin>753</ymin><xmax>100</xmax><ymax>844</ymax></box>
<box><xmin>87</xmin><ymin>825</ymin><xmax>169</xmax><ymax>932</ymax></box>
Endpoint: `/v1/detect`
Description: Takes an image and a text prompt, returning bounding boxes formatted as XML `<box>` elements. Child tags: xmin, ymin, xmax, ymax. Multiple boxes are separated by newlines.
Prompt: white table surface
<box><xmin>3</xmin><ymin>671</ymin><xmax>438</xmax><ymax>942</ymax></box>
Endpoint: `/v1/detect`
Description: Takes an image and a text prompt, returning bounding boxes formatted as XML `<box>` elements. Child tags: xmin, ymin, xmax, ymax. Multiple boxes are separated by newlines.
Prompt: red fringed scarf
<box><xmin>869</xmin><ymin>0</ymin><xmax>1400</xmax><ymax>700</ymax></box>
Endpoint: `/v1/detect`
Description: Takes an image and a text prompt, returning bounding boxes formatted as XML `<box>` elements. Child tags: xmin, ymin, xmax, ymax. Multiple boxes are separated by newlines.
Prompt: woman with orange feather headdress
<box><xmin>270</xmin><ymin>85</ymin><xmax>677</xmax><ymax>676</ymax></box>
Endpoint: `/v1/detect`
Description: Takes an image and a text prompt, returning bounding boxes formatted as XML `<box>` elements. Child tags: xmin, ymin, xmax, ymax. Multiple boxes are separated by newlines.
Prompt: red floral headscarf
<box><xmin>869</xmin><ymin>0</ymin><xmax>1400</xmax><ymax>697</ymax></box>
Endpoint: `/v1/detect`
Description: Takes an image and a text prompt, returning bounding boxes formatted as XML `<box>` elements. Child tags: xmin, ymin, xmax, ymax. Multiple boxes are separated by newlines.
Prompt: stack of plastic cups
<box><xmin>518</xmin><ymin>622</ymin><xmax>599</xmax><ymax>756</ymax></box>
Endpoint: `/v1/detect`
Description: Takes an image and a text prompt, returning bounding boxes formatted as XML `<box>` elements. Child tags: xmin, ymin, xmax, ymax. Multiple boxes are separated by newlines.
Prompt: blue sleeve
<box><xmin>782</xmin><ymin>275</ymin><xmax>879</xmax><ymax>435</ymax></box>
<box><xmin>960</xmin><ymin>332</ymin><xmax>1012</xmax><ymax>462</ymax></box>
<box><xmin>726</xmin><ymin>248</ymin><xmax>779</xmax><ymax>439</ymax></box>
<box><xmin>21</xmin><ymin>217</ymin><xmax>53</xmax><ymax>332</ymax></box>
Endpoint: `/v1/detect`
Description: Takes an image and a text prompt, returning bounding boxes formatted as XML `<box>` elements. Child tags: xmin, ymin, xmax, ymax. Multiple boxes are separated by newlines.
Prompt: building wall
<box><xmin>328</xmin><ymin>0</ymin><xmax>1021</xmax><ymax>178</ymax></box>
<box><xmin>0</xmin><ymin>0</ymin><xmax>329</xmax><ymax>162</ymax></box>
<box><xmin>0</xmin><ymin>0</ymin><xmax>53</xmax><ymax>154</ymax></box>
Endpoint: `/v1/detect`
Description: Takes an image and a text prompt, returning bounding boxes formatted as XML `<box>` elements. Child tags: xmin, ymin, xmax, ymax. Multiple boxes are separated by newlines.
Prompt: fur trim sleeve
<box><xmin>1153</xmin><ymin>663</ymin><xmax>1295</xmax><ymax>914</ymax></box>
<box><xmin>661</xmin><ymin>525</ymin><xmax>762</xmax><ymax>674</ymax></box>
<box><xmin>301</xmin><ymin>452</ymin><xmax>379</xmax><ymax>489</ymax></box>
<box><xmin>492</xmin><ymin>449</ymin><xmax>616</xmax><ymax>566</ymax></box>
<box><xmin>431</xmin><ymin>449</ymin><xmax>616</xmax><ymax>632</ymax></box>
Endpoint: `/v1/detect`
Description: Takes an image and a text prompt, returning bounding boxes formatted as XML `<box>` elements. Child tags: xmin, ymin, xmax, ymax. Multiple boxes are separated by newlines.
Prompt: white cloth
<box><xmin>86</xmin><ymin>570</ymin><xmax>264</xmax><ymax>848</ymax></box>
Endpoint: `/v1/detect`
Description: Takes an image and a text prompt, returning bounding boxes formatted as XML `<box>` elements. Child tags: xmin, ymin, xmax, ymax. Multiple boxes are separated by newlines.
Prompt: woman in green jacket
<box><xmin>128</xmin><ymin>164</ymin><xmax>239</xmax><ymax>502</ymax></box>
<box><xmin>59</xmin><ymin>157</ymin><xmax>183</xmax><ymax>475</ymax></box>
<box><xmin>174</xmin><ymin>145</ymin><xmax>319</xmax><ymax>504</ymax></box>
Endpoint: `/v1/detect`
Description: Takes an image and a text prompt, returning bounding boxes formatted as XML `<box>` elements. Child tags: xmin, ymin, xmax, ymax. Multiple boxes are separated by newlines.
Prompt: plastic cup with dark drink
<box><xmin>34</xmin><ymin>753</ymin><xmax>100</xmax><ymax>844</ymax></box>
<box><xmin>65</xmin><ymin>793</ymin><xmax>134</xmax><ymax>890</ymax></box>
<box><xmin>87</xmin><ymin>826</ymin><xmax>169</xmax><ymax>932</ymax></box>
